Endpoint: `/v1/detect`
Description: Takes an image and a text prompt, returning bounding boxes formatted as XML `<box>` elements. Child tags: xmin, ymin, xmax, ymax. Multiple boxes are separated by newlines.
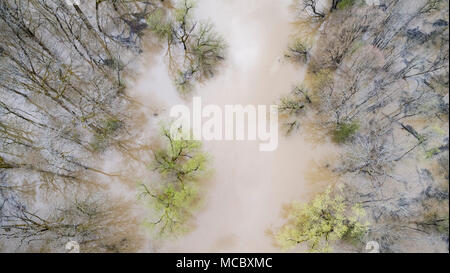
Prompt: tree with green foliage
<box><xmin>332</xmin><ymin>121</ymin><xmax>359</xmax><ymax>144</ymax></box>
<box><xmin>279</xmin><ymin>96</ymin><xmax>305</xmax><ymax>115</ymax></box>
<box><xmin>152</xmin><ymin>128</ymin><xmax>207</xmax><ymax>182</ymax></box>
<box><xmin>140</xmin><ymin>127</ymin><xmax>208</xmax><ymax>235</ymax></box>
<box><xmin>278</xmin><ymin>85</ymin><xmax>313</xmax><ymax>135</ymax></box>
<box><xmin>336</xmin><ymin>0</ymin><xmax>357</xmax><ymax>10</ymax></box>
<box><xmin>147</xmin><ymin>0</ymin><xmax>225</xmax><ymax>93</ymax></box>
<box><xmin>146</xmin><ymin>9</ymin><xmax>173</xmax><ymax>40</ymax></box>
<box><xmin>287</xmin><ymin>37</ymin><xmax>311</xmax><ymax>62</ymax></box>
<box><xmin>276</xmin><ymin>186</ymin><xmax>368</xmax><ymax>252</ymax></box>
<box><xmin>141</xmin><ymin>182</ymin><xmax>199</xmax><ymax>235</ymax></box>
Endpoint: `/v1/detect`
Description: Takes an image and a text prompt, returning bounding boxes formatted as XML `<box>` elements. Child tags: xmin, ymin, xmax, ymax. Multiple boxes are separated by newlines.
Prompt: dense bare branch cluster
<box><xmin>0</xmin><ymin>0</ymin><xmax>169</xmax><ymax>251</ymax></box>
<box><xmin>0</xmin><ymin>180</ymin><xmax>142</xmax><ymax>252</ymax></box>
<box><xmin>283</xmin><ymin>0</ymin><xmax>449</xmax><ymax>252</ymax></box>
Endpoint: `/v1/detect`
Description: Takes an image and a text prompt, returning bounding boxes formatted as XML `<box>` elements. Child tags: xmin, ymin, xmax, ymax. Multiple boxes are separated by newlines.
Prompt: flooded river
<box><xmin>119</xmin><ymin>0</ymin><xmax>337</xmax><ymax>252</ymax></box>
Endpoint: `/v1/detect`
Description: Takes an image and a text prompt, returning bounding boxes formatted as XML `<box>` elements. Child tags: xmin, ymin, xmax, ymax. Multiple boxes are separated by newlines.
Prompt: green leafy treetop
<box><xmin>140</xmin><ymin>182</ymin><xmax>200</xmax><ymax>236</ymax></box>
<box><xmin>140</xmin><ymin>127</ymin><xmax>208</xmax><ymax>236</ymax></box>
<box><xmin>152</xmin><ymin>128</ymin><xmax>208</xmax><ymax>182</ymax></box>
<box><xmin>332</xmin><ymin>121</ymin><xmax>359</xmax><ymax>144</ymax></box>
<box><xmin>276</xmin><ymin>186</ymin><xmax>369</xmax><ymax>252</ymax></box>
<box><xmin>146</xmin><ymin>0</ymin><xmax>226</xmax><ymax>93</ymax></box>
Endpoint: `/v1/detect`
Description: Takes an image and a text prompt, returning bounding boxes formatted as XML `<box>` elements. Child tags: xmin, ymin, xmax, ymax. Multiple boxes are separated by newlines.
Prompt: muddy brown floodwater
<box><xmin>120</xmin><ymin>0</ymin><xmax>339</xmax><ymax>252</ymax></box>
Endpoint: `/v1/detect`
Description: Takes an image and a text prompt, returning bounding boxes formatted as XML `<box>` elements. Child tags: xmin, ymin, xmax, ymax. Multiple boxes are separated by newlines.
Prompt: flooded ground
<box><xmin>118</xmin><ymin>0</ymin><xmax>338</xmax><ymax>252</ymax></box>
<box><xmin>1</xmin><ymin>0</ymin><xmax>446</xmax><ymax>254</ymax></box>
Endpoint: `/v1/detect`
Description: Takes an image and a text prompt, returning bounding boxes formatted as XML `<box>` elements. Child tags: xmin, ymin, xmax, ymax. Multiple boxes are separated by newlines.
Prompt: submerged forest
<box><xmin>0</xmin><ymin>0</ymin><xmax>448</xmax><ymax>253</ymax></box>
